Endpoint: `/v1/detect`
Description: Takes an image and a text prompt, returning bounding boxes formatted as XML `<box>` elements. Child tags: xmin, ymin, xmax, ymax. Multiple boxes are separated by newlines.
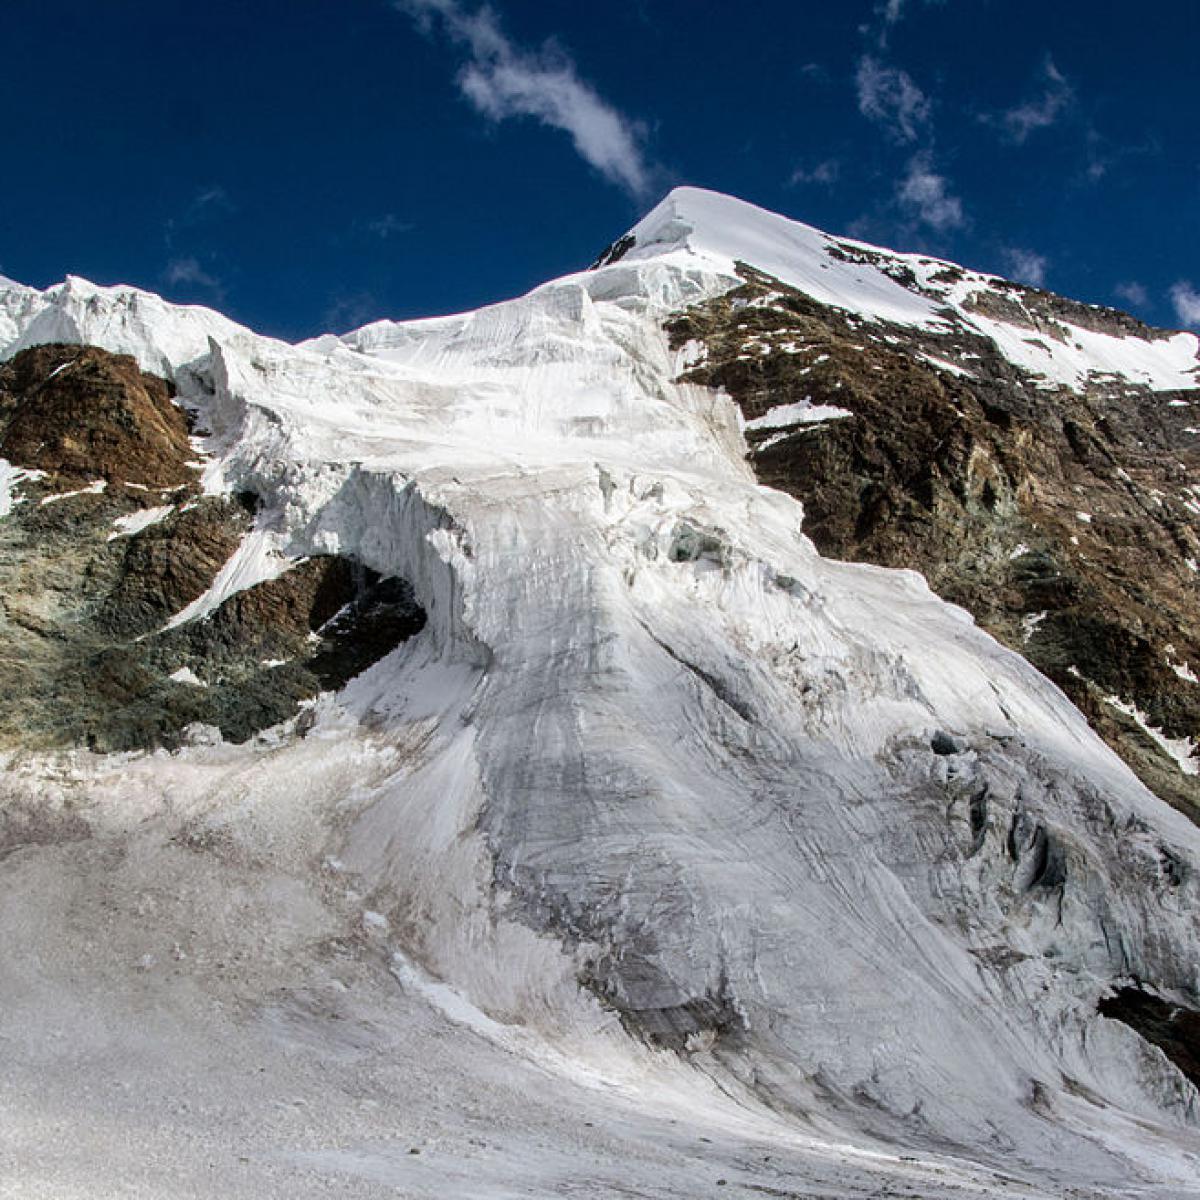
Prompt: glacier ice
<box><xmin>1</xmin><ymin>188</ymin><xmax>1199</xmax><ymax>1197</ymax></box>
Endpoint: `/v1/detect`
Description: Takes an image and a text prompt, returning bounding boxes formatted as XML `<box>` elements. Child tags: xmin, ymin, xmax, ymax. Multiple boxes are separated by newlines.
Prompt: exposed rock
<box><xmin>669</xmin><ymin>268</ymin><xmax>1200</xmax><ymax>825</ymax></box>
<box><xmin>931</xmin><ymin>730</ymin><xmax>962</xmax><ymax>756</ymax></box>
<box><xmin>0</xmin><ymin>343</ymin><xmax>198</xmax><ymax>490</ymax></box>
<box><xmin>97</xmin><ymin>497</ymin><xmax>254</xmax><ymax>639</ymax></box>
<box><xmin>66</xmin><ymin>558</ymin><xmax>425</xmax><ymax>752</ymax></box>
<box><xmin>590</xmin><ymin>232</ymin><xmax>636</xmax><ymax>269</ymax></box>
<box><xmin>0</xmin><ymin>344</ymin><xmax>425</xmax><ymax>753</ymax></box>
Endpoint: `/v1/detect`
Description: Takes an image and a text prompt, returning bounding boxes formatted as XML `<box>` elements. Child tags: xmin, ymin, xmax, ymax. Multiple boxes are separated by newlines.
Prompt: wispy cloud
<box><xmin>162</xmin><ymin>186</ymin><xmax>234</xmax><ymax>300</ymax></box>
<box><xmin>1114</xmin><ymin>281</ymin><xmax>1149</xmax><ymax>309</ymax></box>
<box><xmin>1003</xmin><ymin>247</ymin><xmax>1048</xmax><ymax>288</ymax></box>
<box><xmin>897</xmin><ymin>153</ymin><xmax>965</xmax><ymax>231</ymax></box>
<box><xmin>1170</xmin><ymin>282</ymin><xmax>1200</xmax><ymax>329</ymax></box>
<box><xmin>868</xmin><ymin>0</ymin><xmax>947</xmax><ymax>49</ymax></box>
<box><xmin>165</xmin><ymin>185</ymin><xmax>235</xmax><ymax>248</ymax></box>
<box><xmin>163</xmin><ymin>256</ymin><xmax>223</xmax><ymax>296</ymax></box>
<box><xmin>851</xmin><ymin>43</ymin><xmax>967</xmax><ymax>237</ymax></box>
<box><xmin>790</xmin><ymin>159</ymin><xmax>840</xmax><ymax>187</ymax></box>
<box><xmin>182</xmin><ymin>185</ymin><xmax>234</xmax><ymax>223</ymax></box>
<box><xmin>872</xmin><ymin>0</ymin><xmax>907</xmax><ymax>46</ymax></box>
<box><xmin>323</xmin><ymin>289</ymin><xmax>384</xmax><ymax>333</ymax></box>
<box><xmin>366</xmin><ymin>213</ymin><xmax>414</xmax><ymax>238</ymax></box>
<box><xmin>990</xmin><ymin>56</ymin><xmax>1074</xmax><ymax>145</ymax></box>
<box><xmin>396</xmin><ymin>0</ymin><xmax>652</xmax><ymax>198</ymax></box>
<box><xmin>856</xmin><ymin>55</ymin><xmax>930</xmax><ymax>143</ymax></box>
<box><xmin>1084</xmin><ymin>127</ymin><xmax>1160</xmax><ymax>185</ymax></box>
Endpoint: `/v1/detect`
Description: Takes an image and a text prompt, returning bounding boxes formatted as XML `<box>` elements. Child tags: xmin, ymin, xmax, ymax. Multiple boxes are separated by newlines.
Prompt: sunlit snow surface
<box><xmin>2</xmin><ymin>191</ymin><xmax>1199</xmax><ymax>1198</ymax></box>
<box><xmin>629</xmin><ymin>188</ymin><xmax>1200</xmax><ymax>392</ymax></box>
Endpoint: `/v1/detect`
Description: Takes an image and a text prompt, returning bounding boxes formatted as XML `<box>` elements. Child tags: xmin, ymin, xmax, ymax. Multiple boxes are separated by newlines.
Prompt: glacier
<box><xmin>1</xmin><ymin>188</ymin><xmax>1199</xmax><ymax>1198</ymax></box>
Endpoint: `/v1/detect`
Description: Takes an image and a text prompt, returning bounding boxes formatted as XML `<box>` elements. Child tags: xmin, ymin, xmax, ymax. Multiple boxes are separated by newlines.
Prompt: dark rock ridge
<box><xmin>0</xmin><ymin>343</ymin><xmax>425</xmax><ymax>752</ymax></box>
<box><xmin>668</xmin><ymin>265</ymin><xmax>1200</xmax><ymax>825</ymax></box>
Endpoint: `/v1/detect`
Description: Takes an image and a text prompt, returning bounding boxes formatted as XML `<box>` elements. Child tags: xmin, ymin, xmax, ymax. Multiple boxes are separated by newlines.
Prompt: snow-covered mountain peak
<box><xmin>615</xmin><ymin>185</ymin><xmax>1200</xmax><ymax>393</ymax></box>
<box><xmin>621</xmin><ymin>185</ymin><xmax>948</xmax><ymax>329</ymax></box>
<box><xmin>1</xmin><ymin>272</ymin><xmax>250</xmax><ymax>379</ymax></box>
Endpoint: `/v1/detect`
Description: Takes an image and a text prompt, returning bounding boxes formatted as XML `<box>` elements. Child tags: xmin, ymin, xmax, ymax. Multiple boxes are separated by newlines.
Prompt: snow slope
<box><xmin>625</xmin><ymin>187</ymin><xmax>1200</xmax><ymax>392</ymax></box>
<box><xmin>2</xmin><ymin>190</ymin><xmax>1199</xmax><ymax>1198</ymax></box>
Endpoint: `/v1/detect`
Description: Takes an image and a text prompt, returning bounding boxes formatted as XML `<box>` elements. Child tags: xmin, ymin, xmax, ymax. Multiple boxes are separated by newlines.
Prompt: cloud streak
<box><xmin>897</xmin><ymin>154</ymin><xmax>965</xmax><ymax>231</ymax></box>
<box><xmin>1114</xmin><ymin>281</ymin><xmax>1148</xmax><ymax>309</ymax></box>
<box><xmin>870</xmin><ymin>0</ymin><xmax>946</xmax><ymax>49</ymax></box>
<box><xmin>856</xmin><ymin>55</ymin><xmax>930</xmax><ymax>143</ymax></box>
<box><xmin>852</xmin><ymin>45</ymin><xmax>967</xmax><ymax>237</ymax></box>
<box><xmin>790</xmin><ymin>159</ymin><xmax>840</xmax><ymax>187</ymax></box>
<box><xmin>992</xmin><ymin>56</ymin><xmax>1074</xmax><ymax>144</ymax></box>
<box><xmin>1171</xmin><ymin>282</ymin><xmax>1200</xmax><ymax>330</ymax></box>
<box><xmin>163</xmin><ymin>256</ymin><xmax>223</xmax><ymax>295</ymax></box>
<box><xmin>397</xmin><ymin>0</ymin><xmax>652</xmax><ymax>198</ymax></box>
<box><xmin>1003</xmin><ymin>247</ymin><xmax>1048</xmax><ymax>288</ymax></box>
<box><xmin>366</xmin><ymin>213</ymin><xmax>414</xmax><ymax>238</ymax></box>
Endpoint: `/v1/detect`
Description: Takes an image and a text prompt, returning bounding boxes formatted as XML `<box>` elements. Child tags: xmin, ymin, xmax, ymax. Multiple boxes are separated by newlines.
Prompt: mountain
<box><xmin>1</xmin><ymin>188</ymin><xmax>1198</xmax><ymax>1199</ymax></box>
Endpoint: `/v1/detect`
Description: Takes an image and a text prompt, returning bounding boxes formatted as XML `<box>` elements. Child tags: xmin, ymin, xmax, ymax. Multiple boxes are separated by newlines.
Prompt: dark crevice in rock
<box><xmin>579</xmin><ymin>957</ymin><xmax>745</xmax><ymax>1051</ymax></box>
<box><xmin>1098</xmin><ymin>987</ymin><xmax>1200</xmax><ymax>1090</ymax></box>
<box><xmin>642</xmin><ymin>626</ymin><xmax>754</xmax><ymax>725</ymax></box>
<box><xmin>931</xmin><ymin>730</ymin><xmax>962</xmax><ymax>756</ymax></box>
<box><xmin>1007</xmin><ymin>813</ymin><xmax>1067</xmax><ymax>892</ymax></box>
<box><xmin>967</xmin><ymin>785</ymin><xmax>989</xmax><ymax>856</ymax></box>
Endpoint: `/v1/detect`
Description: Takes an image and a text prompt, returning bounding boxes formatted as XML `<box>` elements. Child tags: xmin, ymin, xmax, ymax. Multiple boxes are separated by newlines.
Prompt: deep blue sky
<box><xmin>3</xmin><ymin>0</ymin><xmax>1197</xmax><ymax>339</ymax></box>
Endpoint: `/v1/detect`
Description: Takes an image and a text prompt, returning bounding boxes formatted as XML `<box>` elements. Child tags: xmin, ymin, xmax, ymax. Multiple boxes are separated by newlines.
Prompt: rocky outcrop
<box><xmin>0</xmin><ymin>344</ymin><xmax>425</xmax><ymax>752</ymax></box>
<box><xmin>1</xmin><ymin>344</ymin><xmax>198</xmax><ymax>489</ymax></box>
<box><xmin>669</xmin><ymin>267</ymin><xmax>1200</xmax><ymax>825</ymax></box>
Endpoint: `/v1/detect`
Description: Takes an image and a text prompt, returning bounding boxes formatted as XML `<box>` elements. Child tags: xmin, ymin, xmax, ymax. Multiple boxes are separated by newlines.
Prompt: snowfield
<box><xmin>2</xmin><ymin>188</ymin><xmax>1199</xmax><ymax>1198</ymax></box>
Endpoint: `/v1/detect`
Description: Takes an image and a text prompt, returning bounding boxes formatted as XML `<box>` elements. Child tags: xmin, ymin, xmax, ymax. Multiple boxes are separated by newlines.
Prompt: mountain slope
<box><xmin>1</xmin><ymin>189</ymin><xmax>1199</xmax><ymax>1199</ymax></box>
<box><xmin>639</xmin><ymin>190</ymin><xmax>1200</xmax><ymax>822</ymax></box>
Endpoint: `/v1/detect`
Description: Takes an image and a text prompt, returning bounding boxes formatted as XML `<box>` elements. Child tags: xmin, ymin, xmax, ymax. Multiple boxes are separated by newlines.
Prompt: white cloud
<box><xmin>875</xmin><ymin>0</ymin><xmax>917</xmax><ymax>35</ymax></box>
<box><xmin>164</xmin><ymin>257</ymin><xmax>222</xmax><ymax>293</ymax></box>
<box><xmin>397</xmin><ymin>0</ymin><xmax>652</xmax><ymax>198</ymax></box>
<box><xmin>1170</xmin><ymin>282</ymin><xmax>1200</xmax><ymax>329</ymax></box>
<box><xmin>855</xmin><ymin>56</ymin><xmax>930</xmax><ymax>143</ymax></box>
<box><xmin>1114</xmin><ymin>281</ymin><xmax>1149</xmax><ymax>308</ymax></box>
<box><xmin>1003</xmin><ymin>247</ymin><xmax>1048</xmax><ymax>288</ymax></box>
<box><xmin>897</xmin><ymin>154</ymin><xmax>965</xmax><ymax>231</ymax></box>
<box><xmin>994</xmin><ymin>57</ymin><xmax>1074</xmax><ymax>144</ymax></box>
<box><xmin>790</xmin><ymin>159</ymin><xmax>840</xmax><ymax>187</ymax></box>
<box><xmin>870</xmin><ymin>0</ymin><xmax>947</xmax><ymax>48</ymax></box>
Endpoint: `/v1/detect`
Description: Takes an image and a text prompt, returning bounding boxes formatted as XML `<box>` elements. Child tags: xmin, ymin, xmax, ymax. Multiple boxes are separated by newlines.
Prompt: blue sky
<box><xmin>3</xmin><ymin>0</ymin><xmax>1197</xmax><ymax>338</ymax></box>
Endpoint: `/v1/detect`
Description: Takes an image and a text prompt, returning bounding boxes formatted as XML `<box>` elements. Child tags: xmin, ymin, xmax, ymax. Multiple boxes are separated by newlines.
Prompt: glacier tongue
<box><xmin>2</xmin><ymin>194</ymin><xmax>1200</xmax><ymax>1197</ymax></box>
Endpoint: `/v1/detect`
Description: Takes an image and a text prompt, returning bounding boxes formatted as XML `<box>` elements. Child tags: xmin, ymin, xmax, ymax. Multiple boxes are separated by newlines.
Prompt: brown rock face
<box><xmin>0</xmin><ymin>343</ymin><xmax>425</xmax><ymax>753</ymax></box>
<box><xmin>669</xmin><ymin>267</ymin><xmax>1200</xmax><ymax>825</ymax></box>
<box><xmin>98</xmin><ymin>498</ymin><xmax>255</xmax><ymax>639</ymax></box>
<box><xmin>0</xmin><ymin>344</ymin><xmax>198</xmax><ymax>490</ymax></box>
